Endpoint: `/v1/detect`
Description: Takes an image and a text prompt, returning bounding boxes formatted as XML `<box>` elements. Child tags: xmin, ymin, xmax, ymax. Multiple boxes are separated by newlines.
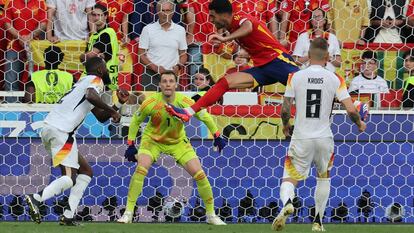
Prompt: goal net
<box><xmin>1</xmin><ymin>106</ymin><xmax>414</xmax><ymax>223</ymax></box>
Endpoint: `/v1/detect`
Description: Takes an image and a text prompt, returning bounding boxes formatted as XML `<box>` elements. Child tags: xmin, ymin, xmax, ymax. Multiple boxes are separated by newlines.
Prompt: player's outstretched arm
<box><xmin>194</xmin><ymin>109</ymin><xmax>227</xmax><ymax>153</ymax></box>
<box><xmin>194</xmin><ymin>110</ymin><xmax>219</xmax><ymax>136</ymax></box>
<box><xmin>124</xmin><ymin>113</ymin><xmax>141</xmax><ymax>162</ymax></box>
<box><xmin>208</xmin><ymin>20</ymin><xmax>253</xmax><ymax>44</ymax></box>
<box><xmin>87</xmin><ymin>88</ymin><xmax>121</xmax><ymax>123</ymax></box>
<box><xmin>90</xmin><ymin>89</ymin><xmax>129</xmax><ymax>123</ymax></box>
<box><xmin>127</xmin><ymin>112</ymin><xmax>146</xmax><ymax>145</ymax></box>
<box><xmin>281</xmin><ymin>97</ymin><xmax>294</xmax><ymax>137</ymax></box>
<box><xmin>189</xmin><ymin>94</ymin><xmax>226</xmax><ymax>153</ymax></box>
<box><xmin>127</xmin><ymin>98</ymin><xmax>151</xmax><ymax>143</ymax></box>
<box><xmin>341</xmin><ymin>97</ymin><xmax>366</xmax><ymax>132</ymax></box>
<box><xmin>124</xmin><ymin>100</ymin><xmax>151</xmax><ymax>162</ymax></box>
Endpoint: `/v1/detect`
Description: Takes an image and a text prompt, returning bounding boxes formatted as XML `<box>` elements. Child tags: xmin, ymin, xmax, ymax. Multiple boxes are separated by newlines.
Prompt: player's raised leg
<box><xmin>25</xmin><ymin>126</ymin><xmax>78</xmax><ymax>224</ymax></box>
<box><xmin>26</xmin><ymin>165</ymin><xmax>75</xmax><ymax>224</ymax></box>
<box><xmin>183</xmin><ymin>158</ymin><xmax>226</xmax><ymax>225</ymax></box>
<box><xmin>166</xmin><ymin>72</ymin><xmax>254</xmax><ymax>122</ymax></box>
<box><xmin>165</xmin><ymin>0</ymin><xmax>299</xmax><ymax>122</ymax></box>
<box><xmin>60</xmin><ymin>154</ymin><xmax>93</xmax><ymax>226</ymax></box>
<box><xmin>118</xmin><ymin>153</ymin><xmax>152</xmax><ymax>223</ymax></box>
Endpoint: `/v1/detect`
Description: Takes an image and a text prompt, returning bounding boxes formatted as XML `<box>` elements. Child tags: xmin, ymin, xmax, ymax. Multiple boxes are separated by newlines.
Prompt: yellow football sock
<box><xmin>126</xmin><ymin>166</ymin><xmax>148</xmax><ymax>212</ymax></box>
<box><xmin>194</xmin><ymin>170</ymin><xmax>214</xmax><ymax>215</ymax></box>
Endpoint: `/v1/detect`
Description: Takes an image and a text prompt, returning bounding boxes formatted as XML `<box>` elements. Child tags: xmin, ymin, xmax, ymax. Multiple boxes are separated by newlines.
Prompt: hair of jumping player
<box><xmin>160</xmin><ymin>70</ymin><xmax>178</xmax><ymax>82</ymax></box>
<box><xmin>309</xmin><ymin>37</ymin><xmax>329</xmax><ymax>61</ymax></box>
<box><xmin>44</xmin><ymin>45</ymin><xmax>64</xmax><ymax>70</ymax></box>
<box><xmin>209</xmin><ymin>0</ymin><xmax>232</xmax><ymax>14</ymax></box>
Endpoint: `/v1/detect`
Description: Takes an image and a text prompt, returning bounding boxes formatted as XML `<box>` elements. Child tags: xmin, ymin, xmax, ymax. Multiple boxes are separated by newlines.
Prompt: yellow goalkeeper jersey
<box><xmin>128</xmin><ymin>92</ymin><xmax>218</xmax><ymax>145</ymax></box>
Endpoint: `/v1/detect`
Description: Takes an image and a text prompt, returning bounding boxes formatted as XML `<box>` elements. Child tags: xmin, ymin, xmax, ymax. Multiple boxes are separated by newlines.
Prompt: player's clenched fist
<box><xmin>111</xmin><ymin>110</ymin><xmax>122</xmax><ymax>123</ymax></box>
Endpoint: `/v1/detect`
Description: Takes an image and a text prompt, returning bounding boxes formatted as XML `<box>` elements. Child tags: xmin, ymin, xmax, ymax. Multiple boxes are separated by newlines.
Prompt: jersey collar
<box><xmin>362</xmin><ymin>73</ymin><xmax>378</xmax><ymax>80</ymax></box>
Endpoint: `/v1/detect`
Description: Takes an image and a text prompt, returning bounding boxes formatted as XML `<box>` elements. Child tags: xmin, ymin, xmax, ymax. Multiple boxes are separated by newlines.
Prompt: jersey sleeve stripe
<box><xmin>140</xmin><ymin>98</ymin><xmax>156</xmax><ymax>111</ymax></box>
<box><xmin>183</xmin><ymin>97</ymin><xmax>195</xmax><ymax>106</ymax></box>
<box><xmin>91</xmin><ymin>76</ymin><xmax>102</xmax><ymax>85</ymax></box>
<box><xmin>257</xmin><ymin>24</ymin><xmax>274</xmax><ymax>40</ymax></box>
<box><xmin>334</xmin><ymin>73</ymin><xmax>347</xmax><ymax>90</ymax></box>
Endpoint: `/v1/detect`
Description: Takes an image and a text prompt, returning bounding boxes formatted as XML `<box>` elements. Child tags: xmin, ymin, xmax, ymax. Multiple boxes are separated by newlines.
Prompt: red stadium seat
<box><xmin>381</xmin><ymin>89</ymin><xmax>403</xmax><ymax>108</ymax></box>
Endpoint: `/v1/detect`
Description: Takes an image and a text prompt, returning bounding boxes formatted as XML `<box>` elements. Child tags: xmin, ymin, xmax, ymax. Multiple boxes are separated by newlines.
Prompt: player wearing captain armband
<box><xmin>117</xmin><ymin>71</ymin><xmax>227</xmax><ymax>225</ymax></box>
<box><xmin>25</xmin><ymin>57</ymin><xmax>129</xmax><ymax>226</ymax></box>
<box><xmin>274</xmin><ymin>38</ymin><xmax>366</xmax><ymax>232</ymax></box>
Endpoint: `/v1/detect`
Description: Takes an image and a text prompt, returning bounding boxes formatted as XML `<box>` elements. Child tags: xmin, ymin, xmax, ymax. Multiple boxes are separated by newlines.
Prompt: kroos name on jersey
<box><xmin>308</xmin><ymin>78</ymin><xmax>324</xmax><ymax>84</ymax></box>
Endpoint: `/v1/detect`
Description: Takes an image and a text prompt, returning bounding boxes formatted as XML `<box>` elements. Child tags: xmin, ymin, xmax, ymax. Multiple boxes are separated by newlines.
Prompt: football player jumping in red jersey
<box><xmin>166</xmin><ymin>0</ymin><xmax>299</xmax><ymax>122</ymax></box>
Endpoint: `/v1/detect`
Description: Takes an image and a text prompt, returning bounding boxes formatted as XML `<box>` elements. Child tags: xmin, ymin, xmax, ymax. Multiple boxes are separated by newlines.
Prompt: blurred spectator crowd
<box><xmin>0</xmin><ymin>0</ymin><xmax>414</xmax><ymax>108</ymax></box>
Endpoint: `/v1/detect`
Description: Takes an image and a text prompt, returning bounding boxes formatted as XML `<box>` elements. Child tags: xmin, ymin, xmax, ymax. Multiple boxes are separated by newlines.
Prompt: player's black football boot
<box><xmin>25</xmin><ymin>194</ymin><xmax>41</xmax><ymax>224</ymax></box>
<box><xmin>59</xmin><ymin>215</ymin><xmax>82</xmax><ymax>226</ymax></box>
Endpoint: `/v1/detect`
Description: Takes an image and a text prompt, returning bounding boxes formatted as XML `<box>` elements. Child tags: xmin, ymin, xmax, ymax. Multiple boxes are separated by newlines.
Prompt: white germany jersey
<box><xmin>284</xmin><ymin>65</ymin><xmax>350</xmax><ymax>139</ymax></box>
<box><xmin>44</xmin><ymin>75</ymin><xmax>104</xmax><ymax>133</ymax></box>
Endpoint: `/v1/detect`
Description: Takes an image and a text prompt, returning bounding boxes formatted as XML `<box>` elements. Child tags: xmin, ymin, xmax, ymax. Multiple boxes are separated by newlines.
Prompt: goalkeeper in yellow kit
<box><xmin>117</xmin><ymin>71</ymin><xmax>227</xmax><ymax>225</ymax></box>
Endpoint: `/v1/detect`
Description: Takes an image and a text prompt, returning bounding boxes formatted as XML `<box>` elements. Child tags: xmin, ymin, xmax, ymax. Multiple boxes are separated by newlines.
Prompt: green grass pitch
<box><xmin>1</xmin><ymin>222</ymin><xmax>413</xmax><ymax>233</ymax></box>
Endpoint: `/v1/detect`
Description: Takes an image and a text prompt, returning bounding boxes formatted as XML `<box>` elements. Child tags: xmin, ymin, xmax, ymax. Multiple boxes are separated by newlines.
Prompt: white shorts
<box><xmin>41</xmin><ymin>123</ymin><xmax>79</xmax><ymax>169</ymax></box>
<box><xmin>283</xmin><ymin>138</ymin><xmax>334</xmax><ymax>180</ymax></box>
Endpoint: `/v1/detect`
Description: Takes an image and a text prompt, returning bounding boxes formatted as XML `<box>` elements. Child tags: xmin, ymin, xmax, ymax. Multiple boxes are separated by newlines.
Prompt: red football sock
<box><xmin>191</xmin><ymin>78</ymin><xmax>230</xmax><ymax>112</ymax></box>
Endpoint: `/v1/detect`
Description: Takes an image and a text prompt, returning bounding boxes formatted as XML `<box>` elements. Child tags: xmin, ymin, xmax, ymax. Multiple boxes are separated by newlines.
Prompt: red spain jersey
<box><xmin>229</xmin><ymin>13</ymin><xmax>288</xmax><ymax>66</ymax></box>
<box><xmin>280</xmin><ymin>0</ymin><xmax>329</xmax><ymax>43</ymax></box>
<box><xmin>97</xmin><ymin>0</ymin><xmax>134</xmax><ymax>40</ymax></box>
<box><xmin>4</xmin><ymin>0</ymin><xmax>47</xmax><ymax>51</ymax></box>
<box><xmin>232</xmin><ymin>0</ymin><xmax>276</xmax><ymax>24</ymax></box>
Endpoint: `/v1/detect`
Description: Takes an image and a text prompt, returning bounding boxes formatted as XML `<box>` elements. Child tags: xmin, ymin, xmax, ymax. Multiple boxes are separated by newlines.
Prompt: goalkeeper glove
<box><xmin>125</xmin><ymin>140</ymin><xmax>138</xmax><ymax>162</ymax></box>
<box><xmin>213</xmin><ymin>132</ymin><xmax>227</xmax><ymax>153</ymax></box>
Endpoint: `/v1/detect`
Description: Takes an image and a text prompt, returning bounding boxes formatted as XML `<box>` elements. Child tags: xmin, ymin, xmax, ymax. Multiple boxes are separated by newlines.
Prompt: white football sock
<box><xmin>64</xmin><ymin>174</ymin><xmax>92</xmax><ymax>219</ymax></box>
<box><xmin>314</xmin><ymin>178</ymin><xmax>331</xmax><ymax>222</ymax></box>
<box><xmin>40</xmin><ymin>176</ymin><xmax>73</xmax><ymax>202</ymax></box>
<box><xmin>280</xmin><ymin>181</ymin><xmax>295</xmax><ymax>206</ymax></box>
